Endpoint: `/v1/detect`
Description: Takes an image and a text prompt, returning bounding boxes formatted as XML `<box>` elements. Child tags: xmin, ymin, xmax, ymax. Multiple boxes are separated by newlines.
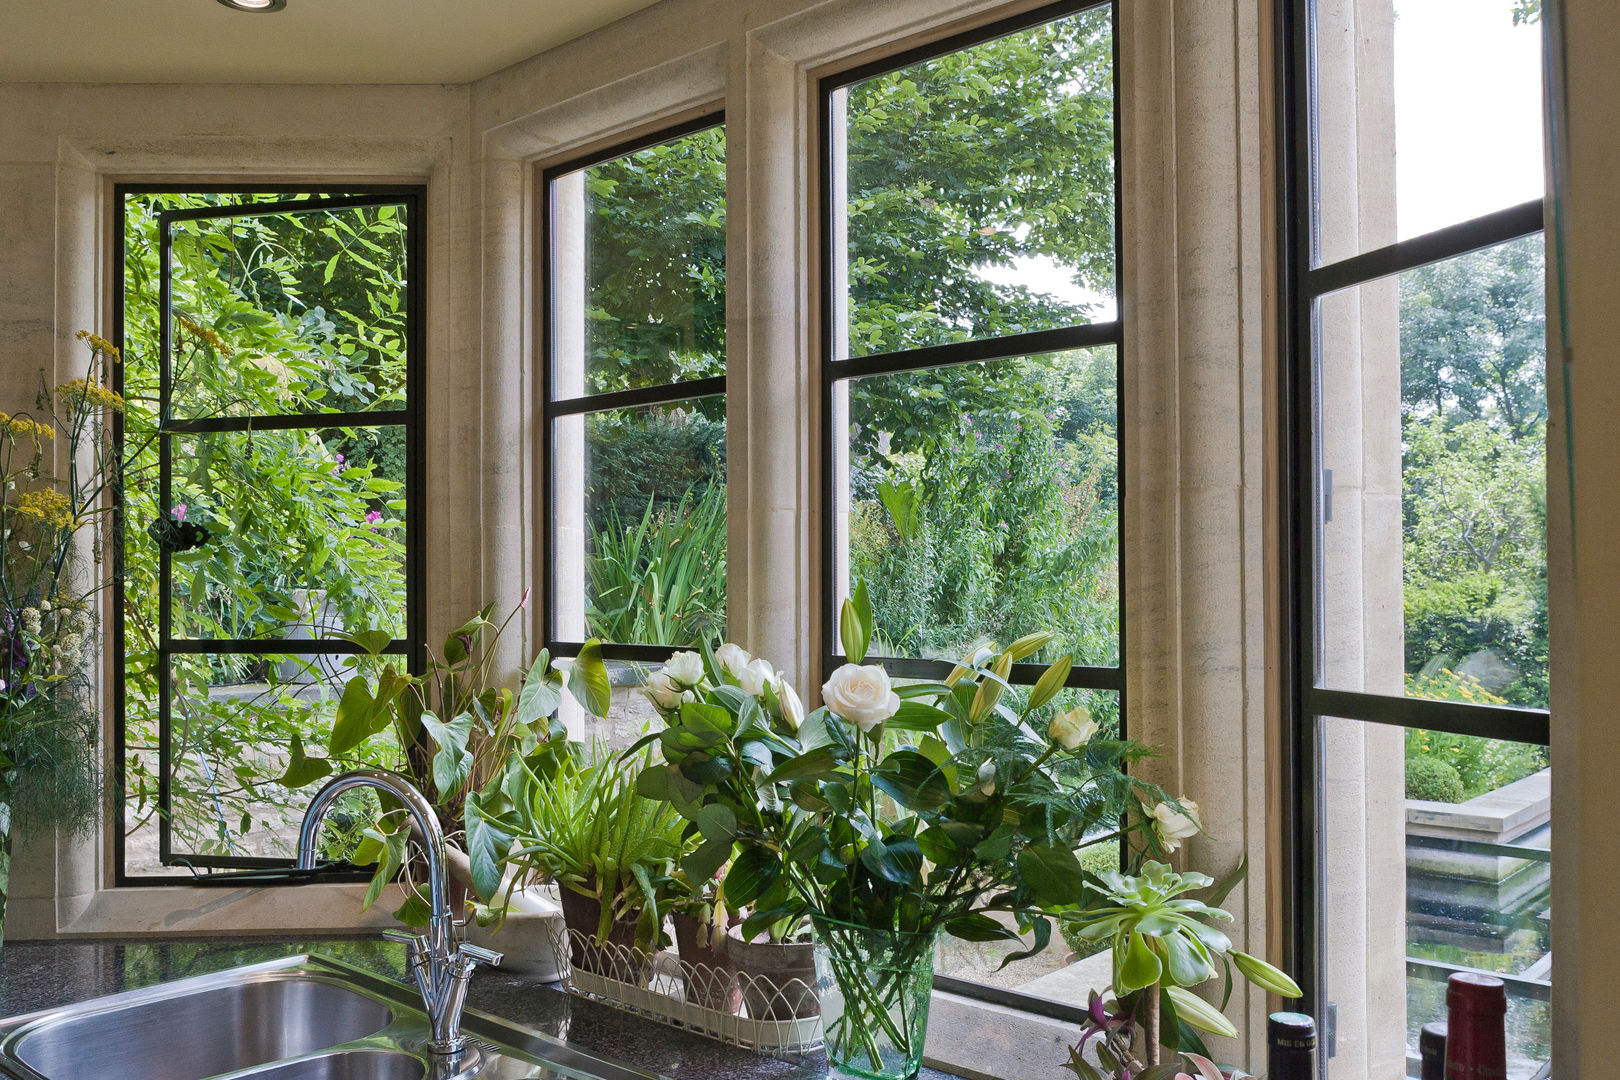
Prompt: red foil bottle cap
<box><xmin>1447</xmin><ymin>972</ymin><xmax>1507</xmax><ymax>1015</ymax></box>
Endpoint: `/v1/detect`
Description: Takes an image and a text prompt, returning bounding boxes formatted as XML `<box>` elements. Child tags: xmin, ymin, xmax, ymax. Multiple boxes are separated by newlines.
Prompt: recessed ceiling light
<box><xmin>216</xmin><ymin>0</ymin><xmax>286</xmax><ymax>11</ymax></box>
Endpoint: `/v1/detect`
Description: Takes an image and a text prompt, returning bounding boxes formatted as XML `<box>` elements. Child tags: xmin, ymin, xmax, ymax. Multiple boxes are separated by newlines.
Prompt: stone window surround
<box><xmin>10</xmin><ymin>0</ymin><xmax>1277</xmax><ymax>1069</ymax></box>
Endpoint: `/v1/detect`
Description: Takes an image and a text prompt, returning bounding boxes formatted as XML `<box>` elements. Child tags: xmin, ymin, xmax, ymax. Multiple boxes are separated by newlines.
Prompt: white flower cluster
<box><xmin>641</xmin><ymin>643</ymin><xmax>805</xmax><ymax>732</ymax></box>
<box><xmin>20</xmin><ymin>607</ymin><xmax>42</xmax><ymax>634</ymax></box>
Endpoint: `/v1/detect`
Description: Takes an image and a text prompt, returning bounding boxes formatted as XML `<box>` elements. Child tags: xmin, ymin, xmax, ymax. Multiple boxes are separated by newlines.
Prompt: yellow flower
<box><xmin>74</xmin><ymin>329</ymin><xmax>121</xmax><ymax>363</ymax></box>
<box><xmin>14</xmin><ymin>488</ymin><xmax>75</xmax><ymax>530</ymax></box>
<box><xmin>175</xmin><ymin>315</ymin><xmax>233</xmax><ymax>356</ymax></box>
<box><xmin>55</xmin><ymin>378</ymin><xmax>126</xmax><ymax>414</ymax></box>
<box><xmin>0</xmin><ymin>412</ymin><xmax>56</xmax><ymax>441</ymax></box>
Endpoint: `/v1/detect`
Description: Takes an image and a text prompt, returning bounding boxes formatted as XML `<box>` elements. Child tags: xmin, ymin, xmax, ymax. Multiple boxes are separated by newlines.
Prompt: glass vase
<box><xmin>811</xmin><ymin>915</ymin><xmax>939</xmax><ymax>1080</ymax></box>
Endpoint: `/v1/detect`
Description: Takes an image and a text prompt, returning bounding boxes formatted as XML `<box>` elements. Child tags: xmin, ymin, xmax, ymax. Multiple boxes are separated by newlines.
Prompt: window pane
<box><xmin>1320</xmin><ymin>716</ymin><xmax>1551</xmax><ymax>1079</ymax></box>
<box><xmin>161</xmin><ymin>427</ymin><xmax>407</xmax><ymax>642</ymax></box>
<box><xmin>551</xmin><ymin>398</ymin><xmax>726</xmax><ymax>645</ymax></box>
<box><xmin>549</xmin><ymin>125</ymin><xmax>726</xmax><ymax>397</ymax></box>
<box><xmin>831</xmin><ymin>5</ymin><xmax>1116</xmax><ymax>359</ymax></box>
<box><xmin>1316</xmin><ymin>235</ymin><xmax>1546</xmax><ymax>708</ymax></box>
<box><xmin>124</xmin><ymin>652</ymin><xmax>396</xmax><ymax>874</ymax></box>
<box><xmin>1312</xmin><ymin>0</ymin><xmax>1543</xmax><ymax>262</ymax></box>
<box><xmin>164</xmin><ymin>201</ymin><xmax>410</xmax><ymax>417</ymax></box>
<box><xmin>933</xmin><ymin>688</ymin><xmax>1122</xmax><ymax>1004</ymax></box>
<box><xmin>834</xmin><ymin>349</ymin><xmax>1118</xmax><ymax>666</ymax></box>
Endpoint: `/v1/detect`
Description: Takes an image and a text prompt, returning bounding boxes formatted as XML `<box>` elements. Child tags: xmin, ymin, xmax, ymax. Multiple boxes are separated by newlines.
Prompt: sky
<box><xmin>975</xmin><ymin>0</ymin><xmax>1544</xmax><ymax>316</ymax></box>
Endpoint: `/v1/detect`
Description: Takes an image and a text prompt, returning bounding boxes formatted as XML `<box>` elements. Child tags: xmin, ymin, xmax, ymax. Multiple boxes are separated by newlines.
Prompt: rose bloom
<box><xmin>1048</xmin><ymin>706</ymin><xmax>1099</xmax><ymax>751</ymax></box>
<box><xmin>821</xmin><ymin>663</ymin><xmax>901</xmax><ymax>732</ymax></box>
<box><xmin>737</xmin><ymin>658</ymin><xmax>777</xmax><ymax>697</ymax></box>
<box><xmin>1151</xmin><ymin>798</ymin><xmax>1202</xmax><ymax>852</ymax></box>
<box><xmin>715</xmin><ymin>642</ymin><xmax>752</xmax><ymax>680</ymax></box>
<box><xmin>642</xmin><ymin>670</ymin><xmax>686</xmax><ymax>711</ymax></box>
<box><xmin>663</xmin><ymin>650</ymin><xmax>706</xmax><ymax>688</ymax></box>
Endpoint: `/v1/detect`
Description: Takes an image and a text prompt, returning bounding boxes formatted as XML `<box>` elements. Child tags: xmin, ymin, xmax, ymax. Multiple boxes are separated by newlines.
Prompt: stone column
<box><xmin>1311</xmin><ymin>0</ymin><xmax>1407</xmax><ymax>1075</ymax></box>
<box><xmin>549</xmin><ymin>169</ymin><xmax>589</xmax><ymax>739</ymax></box>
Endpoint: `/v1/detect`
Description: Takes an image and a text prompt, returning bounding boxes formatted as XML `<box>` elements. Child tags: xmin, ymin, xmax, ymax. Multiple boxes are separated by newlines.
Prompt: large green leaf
<box><xmin>328</xmin><ymin>676</ymin><xmax>379</xmax><ymax>758</ymax></box>
<box><xmin>421</xmin><ymin>710</ymin><xmax>474</xmax><ymax>801</ymax></box>
<box><xmin>276</xmin><ymin>733</ymin><xmax>332</xmax><ymax>789</ymax></box>
<box><xmin>872</xmin><ymin>750</ymin><xmax>952</xmax><ymax>810</ymax></box>
<box><xmin>566</xmin><ymin>639</ymin><xmax>612</xmax><ymax>717</ymax></box>
<box><xmin>1016</xmin><ymin>843</ymin><xmax>1089</xmax><ymax>905</ymax></box>
<box><xmin>1117</xmin><ymin>930</ymin><xmax>1164</xmax><ymax>993</ymax></box>
<box><xmin>767</xmin><ymin>745</ymin><xmax>843</xmax><ymax>782</ymax></box>
<box><xmin>721</xmin><ymin>846</ymin><xmax>779</xmax><ymax>909</ymax></box>
<box><xmin>464</xmin><ymin>789</ymin><xmax>514</xmax><ymax>903</ymax></box>
<box><xmin>945</xmin><ymin>912</ymin><xmax>1022</xmax><ymax>943</ymax></box>
<box><xmin>885</xmin><ymin>701</ymin><xmax>954</xmax><ymax>732</ymax></box>
<box><xmin>515</xmin><ymin>654</ymin><xmax>563</xmax><ymax>725</ymax></box>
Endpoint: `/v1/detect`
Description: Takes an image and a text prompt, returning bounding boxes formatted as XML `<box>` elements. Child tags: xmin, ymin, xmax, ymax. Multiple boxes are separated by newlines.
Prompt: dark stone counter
<box><xmin>0</xmin><ymin>937</ymin><xmax>964</xmax><ymax>1080</ymax></box>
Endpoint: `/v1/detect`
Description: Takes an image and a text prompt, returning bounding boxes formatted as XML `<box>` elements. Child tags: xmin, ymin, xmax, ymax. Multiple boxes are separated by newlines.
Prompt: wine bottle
<box><xmin>1419</xmin><ymin>1021</ymin><xmax>1447</xmax><ymax>1080</ymax></box>
<box><xmin>1267</xmin><ymin>1011</ymin><xmax>1317</xmax><ymax>1080</ymax></box>
<box><xmin>1445</xmin><ymin>972</ymin><xmax>1507</xmax><ymax>1080</ymax></box>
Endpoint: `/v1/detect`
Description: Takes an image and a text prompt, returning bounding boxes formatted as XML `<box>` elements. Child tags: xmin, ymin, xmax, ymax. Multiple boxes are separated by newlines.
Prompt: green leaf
<box><xmin>1118</xmin><ymin>930</ymin><xmax>1164</xmax><ymax>993</ymax></box>
<box><xmin>1162</xmin><ymin>929</ymin><xmax>1215</xmax><ymax>987</ymax></box>
<box><xmin>1017</xmin><ymin>843</ymin><xmax>1089</xmax><ymax>905</ymax></box>
<box><xmin>885</xmin><ymin>701</ymin><xmax>954</xmax><ymax>732</ymax></box>
<box><xmin>421</xmin><ymin>710</ymin><xmax>474</xmax><ymax>800</ymax></box>
<box><xmin>722</xmin><ymin>846</ymin><xmax>778</xmax><ymax>909</ymax></box>
<box><xmin>859</xmin><ymin>835</ymin><xmax>922</xmax><ymax>884</ymax></box>
<box><xmin>515</xmin><ymin>653</ymin><xmax>563</xmax><ymax>724</ymax></box>
<box><xmin>328</xmin><ymin>676</ymin><xmax>380</xmax><ymax>758</ymax></box>
<box><xmin>566</xmin><ymin>639</ymin><xmax>612</xmax><ymax>717</ymax></box>
<box><xmin>392</xmin><ymin>884</ymin><xmax>432</xmax><ymax>928</ymax></box>
<box><xmin>872</xmin><ymin>750</ymin><xmax>951</xmax><ymax>810</ymax></box>
<box><xmin>945</xmin><ymin>912</ymin><xmax>1022</xmax><ymax>943</ymax></box>
<box><xmin>343</xmin><ymin>629</ymin><xmax>394</xmax><ymax>656</ymax></box>
<box><xmin>1164</xmin><ymin>985</ymin><xmax>1239</xmax><ymax>1039</ymax></box>
<box><xmin>683</xmin><ymin>835</ymin><xmax>733</xmax><ymax>883</ymax></box>
<box><xmin>276</xmin><ymin>733</ymin><xmax>332</xmax><ymax>788</ymax></box>
<box><xmin>693</xmin><ymin>803</ymin><xmax>738</xmax><ymax>842</ymax></box>
<box><xmin>768</xmin><ymin>745</ymin><xmax>843</xmax><ymax>782</ymax></box>
<box><xmin>441</xmin><ymin>610</ymin><xmax>486</xmax><ymax>665</ymax></box>
<box><xmin>361</xmin><ymin>825</ymin><xmax>408</xmax><ymax>912</ymax></box>
<box><xmin>464</xmin><ymin>789</ymin><xmax>514</xmax><ymax>903</ymax></box>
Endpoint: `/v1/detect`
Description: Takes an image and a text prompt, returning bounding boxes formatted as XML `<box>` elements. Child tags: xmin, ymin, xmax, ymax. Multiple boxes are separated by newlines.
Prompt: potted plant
<box><xmin>660</xmin><ymin>868</ymin><xmax>743</xmax><ymax>1013</ymax></box>
<box><xmin>0</xmin><ymin>331</ymin><xmax>125</xmax><ymax>948</ymax></box>
<box><xmin>1058</xmin><ymin>860</ymin><xmax>1302</xmax><ymax>1080</ymax></box>
<box><xmin>494</xmin><ymin>745</ymin><xmax>685</xmax><ymax>979</ymax></box>
<box><xmin>279</xmin><ymin>594</ymin><xmax>613</xmax><ymax>928</ymax></box>
<box><xmin>632</xmin><ymin>587</ymin><xmax>1170</xmax><ymax>1078</ymax></box>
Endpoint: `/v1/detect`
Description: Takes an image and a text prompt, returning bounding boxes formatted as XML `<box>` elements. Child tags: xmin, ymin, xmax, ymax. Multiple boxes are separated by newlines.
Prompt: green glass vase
<box><xmin>811</xmin><ymin>915</ymin><xmax>939</xmax><ymax>1080</ymax></box>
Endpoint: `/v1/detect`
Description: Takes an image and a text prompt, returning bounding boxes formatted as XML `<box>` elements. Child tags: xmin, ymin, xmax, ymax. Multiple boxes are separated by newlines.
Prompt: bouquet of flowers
<box><xmin>633</xmin><ymin>584</ymin><xmax>1183</xmax><ymax>1078</ymax></box>
<box><xmin>0</xmin><ymin>332</ymin><xmax>126</xmax><ymax>928</ymax></box>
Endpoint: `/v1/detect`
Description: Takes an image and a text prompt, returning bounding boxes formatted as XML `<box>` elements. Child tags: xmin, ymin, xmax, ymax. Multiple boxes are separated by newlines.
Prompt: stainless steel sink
<box><xmin>0</xmin><ymin>954</ymin><xmax>661</xmax><ymax>1080</ymax></box>
<box><xmin>224</xmin><ymin>1051</ymin><xmax>425</xmax><ymax>1080</ymax></box>
<box><xmin>12</xmin><ymin>973</ymin><xmax>394</xmax><ymax>1080</ymax></box>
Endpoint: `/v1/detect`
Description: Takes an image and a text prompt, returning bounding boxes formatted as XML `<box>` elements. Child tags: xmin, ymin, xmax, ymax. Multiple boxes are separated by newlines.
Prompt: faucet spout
<box><xmin>296</xmin><ymin>768</ymin><xmax>499</xmax><ymax>1055</ymax></box>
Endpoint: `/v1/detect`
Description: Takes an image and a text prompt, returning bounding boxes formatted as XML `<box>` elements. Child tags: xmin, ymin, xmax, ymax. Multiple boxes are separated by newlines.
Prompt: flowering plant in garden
<box><xmin>0</xmin><ymin>331</ymin><xmax>129</xmax><ymax>844</ymax></box>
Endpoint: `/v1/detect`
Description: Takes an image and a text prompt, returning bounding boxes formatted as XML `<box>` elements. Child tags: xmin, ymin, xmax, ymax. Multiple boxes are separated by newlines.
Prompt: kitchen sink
<box><xmin>0</xmin><ymin>954</ymin><xmax>661</xmax><ymax>1080</ymax></box>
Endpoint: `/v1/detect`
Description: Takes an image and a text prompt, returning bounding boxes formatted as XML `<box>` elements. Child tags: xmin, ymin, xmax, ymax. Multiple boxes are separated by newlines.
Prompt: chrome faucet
<box><xmin>296</xmin><ymin>768</ymin><xmax>502</xmax><ymax>1056</ymax></box>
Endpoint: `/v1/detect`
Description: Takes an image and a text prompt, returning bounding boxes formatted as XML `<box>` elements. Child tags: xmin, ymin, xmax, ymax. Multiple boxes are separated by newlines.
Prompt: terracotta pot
<box><xmin>725</xmin><ymin>925</ymin><xmax>820</xmax><ymax>1021</ymax></box>
<box><xmin>559</xmin><ymin>885</ymin><xmax>643</xmax><ymax>978</ymax></box>
<box><xmin>673</xmin><ymin>911</ymin><xmax>742</xmax><ymax>1013</ymax></box>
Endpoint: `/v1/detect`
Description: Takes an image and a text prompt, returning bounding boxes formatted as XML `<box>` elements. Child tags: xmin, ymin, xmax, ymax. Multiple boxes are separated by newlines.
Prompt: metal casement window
<box><xmin>112</xmin><ymin>184</ymin><xmax>426</xmax><ymax>884</ymax></box>
<box><xmin>816</xmin><ymin>0</ymin><xmax>1123</xmax><ymax>1024</ymax></box>
<box><xmin>538</xmin><ymin>114</ymin><xmax>727</xmax><ymax>665</ymax></box>
<box><xmin>1276</xmin><ymin>0</ymin><xmax>1550</xmax><ymax>1066</ymax></box>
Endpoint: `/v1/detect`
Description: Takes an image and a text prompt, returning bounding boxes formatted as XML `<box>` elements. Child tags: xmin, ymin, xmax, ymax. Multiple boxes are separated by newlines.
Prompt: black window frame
<box><xmin>1275</xmin><ymin>0</ymin><xmax>1551</xmax><ymax>1062</ymax></box>
<box><xmin>112</xmin><ymin>183</ymin><xmax>427</xmax><ymax>885</ymax></box>
<box><xmin>537</xmin><ymin>113</ymin><xmax>729</xmax><ymax>666</ymax></box>
<box><xmin>816</xmin><ymin>0</ymin><xmax>1123</xmax><ymax>1024</ymax></box>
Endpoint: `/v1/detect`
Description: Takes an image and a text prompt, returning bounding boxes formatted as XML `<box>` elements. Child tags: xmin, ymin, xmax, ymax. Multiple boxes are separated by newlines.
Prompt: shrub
<box><xmin>1406</xmin><ymin>756</ymin><xmax>1466</xmax><ymax>803</ymax></box>
<box><xmin>1059</xmin><ymin>839</ymin><xmax>1123</xmax><ymax>958</ymax></box>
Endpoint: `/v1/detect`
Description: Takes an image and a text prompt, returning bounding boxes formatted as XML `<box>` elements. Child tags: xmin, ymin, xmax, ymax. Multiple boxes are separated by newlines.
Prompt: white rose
<box><xmin>643</xmin><ymin>670</ymin><xmax>687</xmax><ymax>711</ymax></box>
<box><xmin>821</xmin><ymin>663</ymin><xmax>901</xmax><ymax>733</ymax></box>
<box><xmin>775</xmin><ymin>676</ymin><xmax>805</xmax><ymax>732</ymax></box>
<box><xmin>663</xmin><ymin>650</ymin><xmax>706</xmax><ymax>689</ymax></box>
<box><xmin>716</xmin><ymin>643</ymin><xmax>753</xmax><ymax>680</ymax></box>
<box><xmin>737</xmin><ymin>658</ymin><xmax>777</xmax><ymax>697</ymax></box>
<box><xmin>1048</xmin><ymin>707</ymin><xmax>1099</xmax><ymax>751</ymax></box>
<box><xmin>1151</xmin><ymin>799</ymin><xmax>1202</xmax><ymax>852</ymax></box>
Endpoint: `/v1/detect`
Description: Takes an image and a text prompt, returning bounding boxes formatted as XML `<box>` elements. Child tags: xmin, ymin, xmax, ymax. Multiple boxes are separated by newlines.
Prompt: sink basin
<box><xmin>0</xmin><ymin>954</ymin><xmax>662</xmax><ymax>1080</ymax></box>
<box><xmin>227</xmin><ymin>1051</ymin><xmax>424</xmax><ymax>1080</ymax></box>
<box><xmin>11</xmin><ymin>974</ymin><xmax>394</xmax><ymax>1080</ymax></box>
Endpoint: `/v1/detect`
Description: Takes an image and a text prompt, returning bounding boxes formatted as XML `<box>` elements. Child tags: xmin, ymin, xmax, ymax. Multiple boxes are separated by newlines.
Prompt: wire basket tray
<box><xmin>551</xmin><ymin>924</ymin><xmax>824</xmax><ymax>1054</ymax></box>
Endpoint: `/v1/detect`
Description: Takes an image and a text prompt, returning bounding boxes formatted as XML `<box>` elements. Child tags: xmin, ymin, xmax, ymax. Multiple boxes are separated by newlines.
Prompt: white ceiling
<box><xmin>0</xmin><ymin>0</ymin><xmax>666</xmax><ymax>84</ymax></box>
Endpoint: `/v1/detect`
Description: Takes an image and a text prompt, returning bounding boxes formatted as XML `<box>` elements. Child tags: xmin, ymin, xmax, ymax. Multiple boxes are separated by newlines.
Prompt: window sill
<box><xmin>13</xmin><ymin>882</ymin><xmax>395</xmax><ymax>939</ymax></box>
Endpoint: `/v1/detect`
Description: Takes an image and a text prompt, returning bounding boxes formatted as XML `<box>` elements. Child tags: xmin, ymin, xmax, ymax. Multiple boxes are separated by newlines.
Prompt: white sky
<box><xmin>974</xmin><ymin>0</ymin><xmax>1543</xmax><ymax>316</ymax></box>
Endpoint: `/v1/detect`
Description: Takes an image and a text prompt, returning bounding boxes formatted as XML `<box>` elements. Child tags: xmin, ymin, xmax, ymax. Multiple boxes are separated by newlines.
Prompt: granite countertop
<box><xmin>0</xmin><ymin>936</ymin><xmax>964</xmax><ymax>1080</ymax></box>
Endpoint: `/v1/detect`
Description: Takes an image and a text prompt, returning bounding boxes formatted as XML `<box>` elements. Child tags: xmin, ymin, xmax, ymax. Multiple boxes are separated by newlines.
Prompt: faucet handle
<box><xmin>457</xmin><ymin>942</ymin><xmax>503</xmax><ymax>968</ymax></box>
<box><xmin>382</xmin><ymin>928</ymin><xmax>426</xmax><ymax>960</ymax></box>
